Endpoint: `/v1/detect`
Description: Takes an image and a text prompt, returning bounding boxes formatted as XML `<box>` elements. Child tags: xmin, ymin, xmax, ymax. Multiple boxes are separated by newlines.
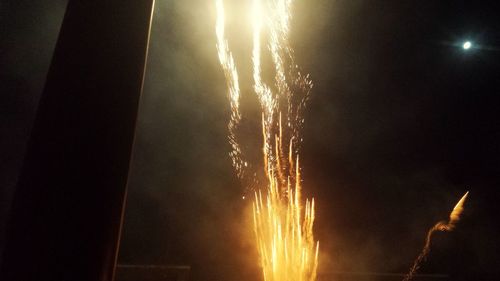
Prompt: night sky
<box><xmin>1</xmin><ymin>1</ymin><xmax>499</xmax><ymax>281</ymax></box>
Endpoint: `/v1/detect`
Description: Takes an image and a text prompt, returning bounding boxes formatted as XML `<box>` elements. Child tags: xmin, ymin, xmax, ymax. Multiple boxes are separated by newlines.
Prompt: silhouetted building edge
<box><xmin>0</xmin><ymin>0</ymin><xmax>155</xmax><ymax>280</ymax></box>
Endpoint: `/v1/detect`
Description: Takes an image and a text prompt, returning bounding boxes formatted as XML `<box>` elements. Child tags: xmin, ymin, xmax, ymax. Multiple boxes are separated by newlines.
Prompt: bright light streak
<box><xmin>215</xmin><ymin>0</ymin><xmax>246</xmax><ymax>180</ymax></box>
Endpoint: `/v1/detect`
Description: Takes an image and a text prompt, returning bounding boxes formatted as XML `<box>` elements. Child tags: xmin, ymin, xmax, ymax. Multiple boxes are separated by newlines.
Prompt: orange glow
<box><xmin>253</xmin><ymin>121</ymin><xmax>318</xmax><ymax>281</ymax></box>
<box><xmin>449</xmin><ymin>191</ymin><xmax>469</xmax><ymax>225</ymax></box>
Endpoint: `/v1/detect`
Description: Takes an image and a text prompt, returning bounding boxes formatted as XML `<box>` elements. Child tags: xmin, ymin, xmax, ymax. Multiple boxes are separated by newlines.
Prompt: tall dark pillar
<box><xmin>0</xmin><ymin>0</ymin><xmax>155</xmax><ymax>280</ymax></box>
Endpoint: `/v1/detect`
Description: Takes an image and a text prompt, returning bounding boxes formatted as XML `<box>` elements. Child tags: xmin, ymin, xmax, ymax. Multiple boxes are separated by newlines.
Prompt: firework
<box><xmin>216</xmin><ymin>1</ymin><xmax>318</xmax><ymax>280</ymax></box>
<box><xmin>403</xmin><ymin>191</ymin><xmax>469</xmax><ymax>281</ymax></box>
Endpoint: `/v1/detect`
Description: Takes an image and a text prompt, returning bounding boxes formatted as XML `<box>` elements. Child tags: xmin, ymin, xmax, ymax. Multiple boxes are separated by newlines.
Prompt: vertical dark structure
<box><xmin>0</xmin><ymin>0</ymin><xmax>155</xmax><ymax>280</ymax></box>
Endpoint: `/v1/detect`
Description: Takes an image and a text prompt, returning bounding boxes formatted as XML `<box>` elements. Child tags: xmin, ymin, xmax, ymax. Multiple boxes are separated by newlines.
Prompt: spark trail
<box><xmin>403</xmin><ymin>191</ymin><xmax>469</xmax><ymax>281</ymax></box>
<box><xmin>215</xmin><ymin>0</ymin><xmax>245</xmax><ymax>180</ymax></box>
<box><xmin>216</xmin><ymin>1</ymin><xmax>318</xmax><ymax>280</ymax></box>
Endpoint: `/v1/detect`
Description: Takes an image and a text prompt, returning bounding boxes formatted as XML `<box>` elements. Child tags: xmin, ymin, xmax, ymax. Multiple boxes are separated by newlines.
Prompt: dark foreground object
<box><xmin>318</xmin><ymin>272</ymin><xmax>449</xmax><ymax>281</ymax></box>
<box><xmin>115</xmin><ymin>265</ymin><xmax>190</xmax><ymax>281</ymax></box>
<box><xmin>0</xmin><ymin>0</ymin><xmax>154</xmax><ymax>280</ymax></box>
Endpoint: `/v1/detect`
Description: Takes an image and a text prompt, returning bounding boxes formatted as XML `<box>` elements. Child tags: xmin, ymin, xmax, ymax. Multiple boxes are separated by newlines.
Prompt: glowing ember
<box><xmin>215</xmin><ymin>0</ymin><xmax>318</xmax><ymax>280</ymax></box>
<box><xmin>403</xmin><ymin>191</ymin><xmax>469</xmax><ymax>281</ymax></box>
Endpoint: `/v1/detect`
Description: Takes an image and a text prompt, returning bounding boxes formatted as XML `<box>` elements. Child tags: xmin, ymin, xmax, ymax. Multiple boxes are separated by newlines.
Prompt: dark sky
<box><xmin>1</xmin><ymin>1</ymin><xmax>500</xmax><ymax>281</ymax></box>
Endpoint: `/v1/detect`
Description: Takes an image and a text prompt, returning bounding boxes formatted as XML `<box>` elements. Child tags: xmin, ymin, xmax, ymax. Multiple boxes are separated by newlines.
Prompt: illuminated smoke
<box><xmin>403</xmin><ymin>191</ymin><xmax>469</xmax><ymax>281</ymax></box>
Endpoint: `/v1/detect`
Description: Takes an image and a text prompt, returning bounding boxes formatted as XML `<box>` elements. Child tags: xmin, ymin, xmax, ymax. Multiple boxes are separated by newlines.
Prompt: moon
<box><xmin>463</xmin><ymin>41</ymin><xmax>472</xmax><ymax>50</ymax></box>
